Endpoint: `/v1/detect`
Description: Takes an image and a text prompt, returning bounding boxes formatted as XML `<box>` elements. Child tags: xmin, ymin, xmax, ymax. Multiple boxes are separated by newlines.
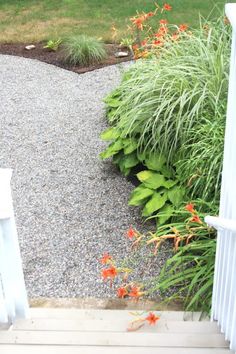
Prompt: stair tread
<box><xmin>0</xmin><ymin>309</ymin><xmax>231</xmax><ymax>352</ymax></box>
<box><xmin>13</xmin><ymin>318</ymin><xmax>220</xmax><ymax>333</ymax></box>
<box><xmin>29</xmin><ymin>308</ymin><xmax>210</xmax><ymax>321</ymax></box>
<box><xmin>0</xmin><ymin>345</ymin><xmax>233</xmax><ymax>354</ymax></box>
<box><xmin>0</xmin><ymin>330</ymin><xmax>229</xmax><ymax>348</ymax></box>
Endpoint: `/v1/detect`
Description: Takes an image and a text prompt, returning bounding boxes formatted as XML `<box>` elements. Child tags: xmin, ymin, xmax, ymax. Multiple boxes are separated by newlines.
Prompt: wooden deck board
<box><xmin>13</xmin><ymin>318</ymin><xmax>220</xmax><ymax>333</ymax></box>
<box><xmin>0</xmin><ymin>331</ymin><xmax>229</xmax><ymax>348</ymax></box>
<box><xmin>0</xmin><ymin>309</ymin><xmax>232</xmax><ymax>353</ymax></box>
<box><xmin>0</xmin><ymin>345</ymin><xmax>233</xmax><ymax>354</ymax></box>
<box><xmin>29</xmin><ymin>309</ymin><xmax>208</xmax><ymax>321</ymax></box>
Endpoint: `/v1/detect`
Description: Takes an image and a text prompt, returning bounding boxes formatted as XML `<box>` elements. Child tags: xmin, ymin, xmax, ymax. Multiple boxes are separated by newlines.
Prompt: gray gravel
<box><xmin>0</xmin><ymin>55</ymin><xmax>171</xmax><ymax>298</ymax></box>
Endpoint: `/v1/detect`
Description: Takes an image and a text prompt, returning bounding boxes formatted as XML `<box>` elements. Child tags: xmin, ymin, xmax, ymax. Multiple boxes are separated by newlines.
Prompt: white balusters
<box><xmin>205</xmin><ymin>3</ymin><xmax>236</xmax><ymax>351</ymax></box>
<box><xmin>0</xmin><ymin>168</ymin><xmax>29</xmax><ymax>323</ymax></box>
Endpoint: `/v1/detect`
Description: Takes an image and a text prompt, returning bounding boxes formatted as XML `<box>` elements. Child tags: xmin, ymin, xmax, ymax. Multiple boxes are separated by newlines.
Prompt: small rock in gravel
<box><xmin>25</xmin><ymin>45</ymin><xmax>36</xmax><ymax>50</ymax></box>
<box><xmin>114</xmin><ymin>51</ymin><xmax>129</xmax><ymax>58</ymax></box>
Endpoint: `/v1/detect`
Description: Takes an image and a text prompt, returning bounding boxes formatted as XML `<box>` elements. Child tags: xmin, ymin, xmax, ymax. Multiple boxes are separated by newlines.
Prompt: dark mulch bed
<box><xmin>0</xmin><ymin>43</ymin><xmax>132</xmax><ymax>74</ymax></box>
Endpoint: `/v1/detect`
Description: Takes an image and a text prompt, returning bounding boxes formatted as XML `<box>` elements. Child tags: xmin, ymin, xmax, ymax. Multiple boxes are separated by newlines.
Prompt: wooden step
<box><xmin>0</xmin><ymin>346</ymin><xmax>233</xmax><ymax>354</ymax></box>
<box><xmin>13</xmin><ymin>318</ymin><xmax>220</xmax><ymax>333</ymax></box>
<box><xmin>0</xmin><ymin>309</ymin><xmax>232</xmax><ymax>354</ymax></box>
<box><xmin>29</xmin><ymin>308</ymin><xmax>209</xmax><ymax>321</ymax></box>
<box><xmin>0</xmin><ymin>331</ymin><xmax>229</xmax><ymax>348</ymax></box>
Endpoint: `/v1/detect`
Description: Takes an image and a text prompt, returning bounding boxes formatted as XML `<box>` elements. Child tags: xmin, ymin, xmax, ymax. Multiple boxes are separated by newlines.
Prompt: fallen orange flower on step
<box><xmin>146</xmin><ymin>312</ymin><xmax>160</xmax><ymax>325</ymax></box>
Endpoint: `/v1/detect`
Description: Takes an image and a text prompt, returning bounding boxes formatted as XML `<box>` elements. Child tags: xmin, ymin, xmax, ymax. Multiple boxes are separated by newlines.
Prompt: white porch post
<box><xmin>0</xmin><ymin>168</ymin><xmax>29</xmax><ymax>323</ymax></box>
<box><xmin>205</xmin><ymin>3</ymin><xmax>236</xmax><ymax>351</ymax></box>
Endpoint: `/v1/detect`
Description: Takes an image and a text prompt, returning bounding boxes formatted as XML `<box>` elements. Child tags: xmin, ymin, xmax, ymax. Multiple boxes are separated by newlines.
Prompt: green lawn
<box><xmin>0</xmin><ymin>0</ymin><xmax>232</xmax><ymax>43</ymax></box>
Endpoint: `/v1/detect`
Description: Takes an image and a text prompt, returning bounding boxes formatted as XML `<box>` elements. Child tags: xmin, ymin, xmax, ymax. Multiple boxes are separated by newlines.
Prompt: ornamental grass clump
<box><xmin>63</xmin><ymin>35</ymin><xmax>107</xmax><ymax>66</ymax></box>
<box><xmin>104</xmin><ymin>17</ymin><xmax>230</xmax><ymax>203</ymax></box>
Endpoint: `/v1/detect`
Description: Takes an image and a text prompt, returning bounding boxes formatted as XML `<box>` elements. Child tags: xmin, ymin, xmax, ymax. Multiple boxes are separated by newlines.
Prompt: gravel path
<box><xmin>0</xmin><ymin>55</ymin><xmax>170</xmax><ymax>298</ymax></box>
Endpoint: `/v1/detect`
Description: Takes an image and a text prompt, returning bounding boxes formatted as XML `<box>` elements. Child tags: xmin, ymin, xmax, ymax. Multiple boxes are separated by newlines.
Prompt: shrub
<box><xmin>63</xmin><ymin>35</ymin><xmax>107</xmax><ymax>66</ymax></box>
<box><xmin>101</xmin><ymin>17</ymin><xmax>230</xmax><ymax>203</ymax></box>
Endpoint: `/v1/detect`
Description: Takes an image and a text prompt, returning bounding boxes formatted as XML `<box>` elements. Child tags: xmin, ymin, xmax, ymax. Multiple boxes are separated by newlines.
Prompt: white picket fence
<box><xmin>205</xmin><ymin>3</ymin><xmax>236</xmax><ymax>351</ymax></box>
<box><xmin>0</xmin><ymin>169</ymin><xmax>29</xmax><ymax>323</ymax></box>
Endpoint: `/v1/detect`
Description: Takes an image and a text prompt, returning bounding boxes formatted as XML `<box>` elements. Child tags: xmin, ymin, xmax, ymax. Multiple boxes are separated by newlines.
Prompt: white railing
<box><xmin>205</xmin><ymin>3</ymin><xmax>236</xmax><ymax>351</ymax></box>
<box><xmin>0</xmin><ymin>168</ymin><xmax>29</xmax><ymax>324</ymax></box>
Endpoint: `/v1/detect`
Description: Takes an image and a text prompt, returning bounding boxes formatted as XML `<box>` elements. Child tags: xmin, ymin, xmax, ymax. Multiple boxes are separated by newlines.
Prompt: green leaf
<box><xmin>163</xmin><ymin>179</ymin><xmax>177</xmax><ymax>189</ymax></box>
<box><xmin>145</xmin><ymin>154</ymin><xmax>166</xmax><ymax>171</ymax></box>
<box><xmin>167</xmin><ymin>186</ymin><xmax>186</xmax><ymax>207</ymax></box>
<box><xmin>137</xmin><ymin>170</ymin><xmax>154</xmax><ymax>182</ymax></box>
<box><xmin>123</xmin><ymin>139</ymin><xmax>138</xmax><ymax>155</ymax></box>
<box><xmin>157</xmin><ymin>204</ymin><xmax>175</xmax><ymax>225</ymax></box>
<box><xmin>100</xmin><ymin>127</ymin><xmax>119</xmax><ymax>141</ymax></box>
<box><xmin>99</xmin><ymin>140</ymin><xmax>124</xmax><ymax>159</ymax></box>
<box><xmin>119</xmin><ymin>163</ymin><xmax>131</xmax><ymax>176</ymax></box>
<box><xmin>137</xmin><ymin>150</ymin><xmax>147</xmax><ymax>162</ymax></box>
<box><xmin>137</xmin><ymin>171</ymin><xmax>166</xmax><ymax>189</ymax></box>
<box><xmin>107</xmin><ymin>109</ymin><xmax>117</xmax><ymax>121</ymax></box>
<box><xmin>112</xmin><ymin>152</ymin><xmax>123</xmax><ymax>164</ymax></box>
<box><xmin>161</xmin><ymin>165</ymin><xmax>174</xmax><ymax>178</ymax></box>
<box><xmin>105</xmin><ymin>98</ymin><xmax>121</xmax><ymax>108</ymax></box>
<box><xmin>122</xmin><ymin>153</ymin><xmax>139</xmax><ymax>169</ymax></box>
<box><xmin>142</xmin><ymin>192</ymin><xmax>168</xmax><ymax>217</ymax></box>
<box><xmin>144</xmin><ymin>174</ymin><xmax>166</xmax><ymax>189</ymax></box>
<box><xmin>129</xmin><ymin>185</ymin><xmax>154</xmax><ymax>206</ymax></box>
<box><xmin>186</xmin><ymin>277</ymin><xmax>213</xmax><ymax>311</ymax></box>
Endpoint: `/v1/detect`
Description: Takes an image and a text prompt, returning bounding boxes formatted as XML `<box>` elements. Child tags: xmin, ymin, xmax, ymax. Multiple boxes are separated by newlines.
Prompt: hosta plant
<box><xmin>129</xmin><ymin>169</ymin><xmax>185</xmax><ymax>223</ymax></box>
<box><xmin>100</xmin><ymin>127</ymin><xmax>185</xmax><ymax>225</ymax></box>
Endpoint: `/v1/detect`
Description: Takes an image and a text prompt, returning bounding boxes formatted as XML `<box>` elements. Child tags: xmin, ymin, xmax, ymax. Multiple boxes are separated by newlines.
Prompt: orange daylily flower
<box><xmin>100</xmin><ymin>253</ymin><xmax>112</xmax><ymax>265</ymax></box>
<box><xmin>130</xmin><ymin>17</ymin><xmax>144</xmax><ymax>30</ymax></box>
<box><xmin>179</xmin><ymin>24</ymin><xmax>188</xmax><ymax>32</ymax></box>
<box><xmin>147</xmin><ymin>11</ymin><xmax>155</xmax><ymax>17</ymax></box>
<box><xmin>159</xmin><ymin>19</ymin><xmax>168</xmax><ymax>25</ymax></box>
<box><xmin>101</xmin><ymin>266</ymin><xmax>118</xmax><ymax>280</ymax></box>
<box><xmin>154</xmin><ymin>32</ymin><xmax>164</xmax><ymax>38</ymax></box>
<box><xmin>101</xmin><ymin>269</ymin><xmax>110</xmax><ymax>279</ymax></box>
<box><xmin>153</xmin><ymin>39</ymin><xmax>164</xmax><ymax>46</ymax></box>
<box><xmin>146</xmin><ymin>312</ymin><xmax>160</xmax><ymax>325</ymax></box>
<box><xmin>190</xmin><ymin>215</ymin><xmax>202</xmax><ymax>224</ymax></box>
<box><xmin>117</xmin><ymin>287</ymin><xmax>128</xmax><ymax>298</ymax></box>
<box><xmin>132</xmin><ymin>44</ymin><xmax>139</xmax><ymax>50</ymax></box>
<box><xmin>129</xmin><ymin>286</ymin><xmax>143</xmax><ymax>298</ymax></box>
<box><xmin>159</xmin><ymin>26</ymin><xmax>168</xmax><ymax>34</ymax></box>
<box><xmin>185</xmin><ymin>203</ymin><xmax>195</xmax><ymax>214</ymax></box>
<box><xmin>163</xmin><ymin>3</ymin><xmax>172</xmax><ymax>11</ymax></box>
<box><xmin>127</xmin><ymin>227</ymin><xmax>137</xmax><ymax>239</ymax></box>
